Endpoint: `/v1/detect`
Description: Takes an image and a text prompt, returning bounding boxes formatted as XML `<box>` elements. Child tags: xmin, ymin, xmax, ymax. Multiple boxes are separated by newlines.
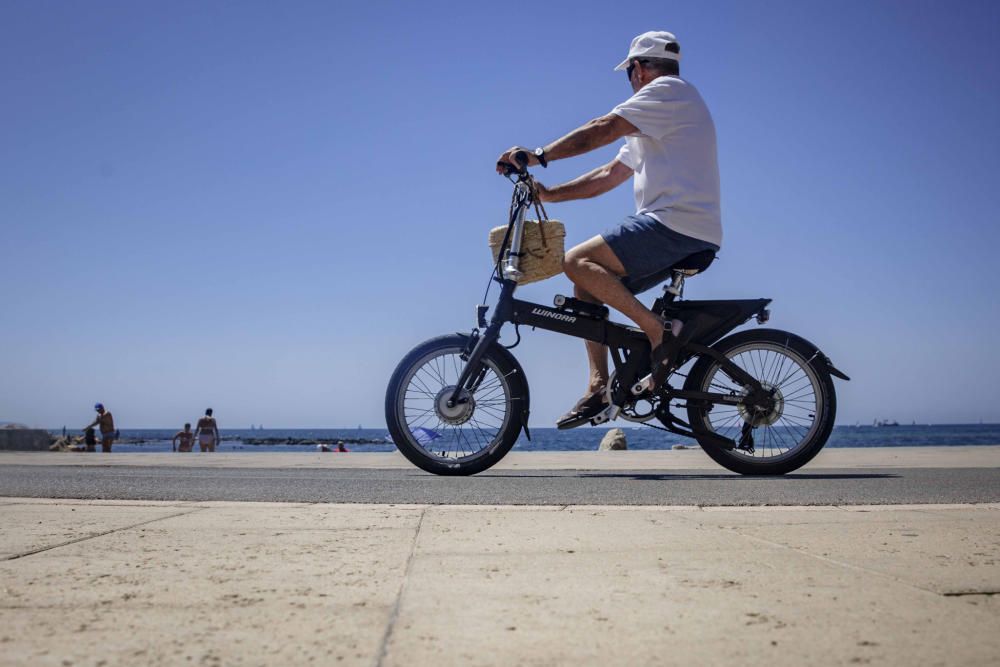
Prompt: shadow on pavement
<box><xmin>579</xmin><ymin>472</ymin><xmax>900</xmax><ymax>481</ymax></box>
<box><xmin>474</xmin><ymin>472</ymin><xmax>900</xmax><ymax>481</ymax></box>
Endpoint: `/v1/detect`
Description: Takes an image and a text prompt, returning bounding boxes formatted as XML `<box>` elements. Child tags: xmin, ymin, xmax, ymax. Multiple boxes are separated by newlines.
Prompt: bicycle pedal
<box><xmin>556</xmin><ymin>413</ymin><xmax>592</xmax><ymax>431</ymax></box>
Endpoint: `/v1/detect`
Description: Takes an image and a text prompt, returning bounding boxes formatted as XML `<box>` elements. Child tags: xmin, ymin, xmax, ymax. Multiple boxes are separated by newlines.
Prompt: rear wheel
<box><xmin>684</xmin><ymin>329</ymin><xmax>836</xmax><ymax>475</ymax></box>
<box><xmin>385</xmin><ymin>334</ymin><xmax>527</xmax><ymax>475</ymax></box>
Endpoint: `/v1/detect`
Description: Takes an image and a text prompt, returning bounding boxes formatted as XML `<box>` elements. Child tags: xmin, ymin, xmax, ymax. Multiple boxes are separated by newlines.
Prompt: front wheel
<box><xmin>684</xmin><ymin>328</ymin><xmax>837</xmax><ymax>475</ymax></box>
<box><xmin>385</xmin><ymin>334</ymin><xmax>528</xmax><ymax>475</ymax></box>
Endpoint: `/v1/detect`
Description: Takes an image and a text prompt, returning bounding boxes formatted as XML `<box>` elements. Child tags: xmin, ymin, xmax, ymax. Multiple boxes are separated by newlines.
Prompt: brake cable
<box><xmin>480</xmin><ymin>176</ymin><xmax>528</xmax><ymax>306</ymax></box>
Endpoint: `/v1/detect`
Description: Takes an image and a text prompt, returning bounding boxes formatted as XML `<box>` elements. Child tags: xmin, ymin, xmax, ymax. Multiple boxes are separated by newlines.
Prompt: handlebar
<box><xmin>497</xmin><ymin>150</ymin><xmax>530</xmax><ymax>178</ymax></box>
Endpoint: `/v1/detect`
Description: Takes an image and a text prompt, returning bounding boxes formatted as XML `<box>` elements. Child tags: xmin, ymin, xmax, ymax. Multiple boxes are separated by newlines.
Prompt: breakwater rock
<box><xmin>599</xmin><ymin>428</ymin><xmax>628</xmax><ymax>451</ymax></box>
<box><xmin>0</xmin><ymin>426</ymin><xmax>54</xmax><ymax>451</ymax></box>
<box><xmin>49</xmin><ymin>435</ymin><xmax>87</xmax><ymax>452</ymax></box>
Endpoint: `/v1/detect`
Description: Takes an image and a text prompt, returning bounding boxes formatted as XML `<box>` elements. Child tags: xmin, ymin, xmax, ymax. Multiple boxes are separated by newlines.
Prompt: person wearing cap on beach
<box><xmin>496</xmin><ymin>31</ymin><xmax>722</xmax><ymax>427</ymax></box>
<box><xmin>84</xmin><ymin>403</ymin><xmax>116</xmax><ymax>452</ymax></box>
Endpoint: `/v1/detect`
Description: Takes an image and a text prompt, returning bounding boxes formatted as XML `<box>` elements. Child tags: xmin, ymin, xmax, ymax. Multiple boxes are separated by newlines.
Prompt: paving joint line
<box><xmin>2</xmin><ymin>507</ymin><xmax>208</xmax><ymax>561</ymax></box>
<box><xmin>723</xmin><ymin>527</ymin><xmax>949</xmax><ymax>598</ymax></box>
<box><xmin>374</xmin><ymin>506</ymin><xmax>426</xmax><ymax>667</ymax></box>
<box><xmin>0</xmin><ymin>500</ymin><xmax>194</xmax><ymax>509</ymax></box>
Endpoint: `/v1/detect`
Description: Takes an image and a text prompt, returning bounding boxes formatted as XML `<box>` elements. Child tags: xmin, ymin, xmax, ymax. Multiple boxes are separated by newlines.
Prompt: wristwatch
<box><xmin>534</xmin><ymin>147</ymin><xmax>548</xmax><ymax>168</ymax></box>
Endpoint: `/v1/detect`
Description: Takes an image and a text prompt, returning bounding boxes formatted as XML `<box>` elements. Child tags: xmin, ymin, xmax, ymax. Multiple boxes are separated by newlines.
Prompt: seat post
<box><xmin>665</xmin><ymin>270</ymin><xmax>686</xmax><ymax>298</ymax></box>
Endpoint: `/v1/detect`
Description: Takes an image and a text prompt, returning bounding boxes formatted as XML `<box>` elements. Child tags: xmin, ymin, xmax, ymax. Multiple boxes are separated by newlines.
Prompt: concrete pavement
<box><xmin>2</xmin><ymin>445</ymin><xmax>999</xmax><ymax>469</ymax></box>
<box><xmin>1</xmin><ymin>499</ymin><xmax>998</xmax><ymax>666</ymax></box>
<box><xmin>3</xmin><ymin>464</ymin><xmax>1000</xmax><ymax>506</ymax></box>
<box><xmin>2</xmin><ymin>448</ymin><xmax>998</xmax><ymax>665</ymax></box>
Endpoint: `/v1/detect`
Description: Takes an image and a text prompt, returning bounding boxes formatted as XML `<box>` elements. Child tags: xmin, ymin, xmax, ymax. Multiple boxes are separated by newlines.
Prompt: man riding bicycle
<box><xmin>496</xmin><ymin>30</ymin><xmax>722</xmax><ymax>428</ymax></box>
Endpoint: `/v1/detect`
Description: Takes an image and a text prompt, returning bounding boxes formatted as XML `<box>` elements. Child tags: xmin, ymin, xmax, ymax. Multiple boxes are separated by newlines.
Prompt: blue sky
<box><xmin>2</xmin><ymin>0</ymin><xmax>998</xmax><ymax>428</ymax></box>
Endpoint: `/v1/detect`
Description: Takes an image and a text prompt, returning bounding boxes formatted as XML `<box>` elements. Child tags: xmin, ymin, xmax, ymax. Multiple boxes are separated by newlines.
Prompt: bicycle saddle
<box><xmin>623</xmin><ymin>250</ymin><xmax>716</xmax><ymax>293</ymax></box>
<box><xmin>670</xmin><ymin>249</ymin><xmax>716</xmax><ymax>275</ymax></box>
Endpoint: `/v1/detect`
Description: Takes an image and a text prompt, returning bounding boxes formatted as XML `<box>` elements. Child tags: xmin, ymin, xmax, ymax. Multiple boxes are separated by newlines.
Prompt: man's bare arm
<box><xmin>544</xmin><ymin>113</ymin><xmax>637</xmax><ymax>162</ymax></box>
<box><xmin>496</xmin><ymin>113</ymin><xmax>637</xmax><ymax>171</ymax></box>
<box><xmin>537</xmin><ymin>159</ymin><xmax>633</xmax><ymax>203</ymax></box>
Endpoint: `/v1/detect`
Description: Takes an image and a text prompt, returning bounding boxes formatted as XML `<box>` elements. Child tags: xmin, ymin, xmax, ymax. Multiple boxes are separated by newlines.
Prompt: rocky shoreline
<box><xmin>43</xmin><ymin>434</ymin><xmax>389</xmax><ymax>451</ymax></box>
<box><xmin>114</xmin><ymin>436</ymin><xmax>389</xmax><ymax>447</ymax></box>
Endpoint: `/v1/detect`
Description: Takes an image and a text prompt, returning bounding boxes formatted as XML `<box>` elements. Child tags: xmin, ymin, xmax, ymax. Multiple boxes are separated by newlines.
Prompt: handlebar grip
<box><xmin>497</xmin><ymin>150</ymin><xmax>531</xmax><ymax>177</ymax></box>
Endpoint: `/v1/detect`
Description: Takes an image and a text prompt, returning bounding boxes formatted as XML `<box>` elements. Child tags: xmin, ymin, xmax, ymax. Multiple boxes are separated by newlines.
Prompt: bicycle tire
<box><xmin>684</xmin><ymin>328</ymin><xmax>837</xmax><ymax>475</ymax></box>
<box><xmin>385</xmin><ymin>334</ymin><xmax>528</xmax><ymax>476</ymax></box>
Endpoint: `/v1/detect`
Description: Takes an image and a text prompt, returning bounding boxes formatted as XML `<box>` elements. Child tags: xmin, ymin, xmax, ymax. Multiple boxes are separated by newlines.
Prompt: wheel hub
<box><xmin>435</xmin><ymin>386</ymin><xmax>476</xmax><ymax>425</ymax></box>
<box><xmin>738</xmin><ymin>382</ymin><xmax>784</xmax><ymax>427</ymax></box>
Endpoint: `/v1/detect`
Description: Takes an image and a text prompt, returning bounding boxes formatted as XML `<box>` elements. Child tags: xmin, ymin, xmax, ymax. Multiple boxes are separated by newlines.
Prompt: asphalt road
<box><xmin>1</xmin><ymin>464</ymin><xmax>999</xmax><ymax>505</ymax></box>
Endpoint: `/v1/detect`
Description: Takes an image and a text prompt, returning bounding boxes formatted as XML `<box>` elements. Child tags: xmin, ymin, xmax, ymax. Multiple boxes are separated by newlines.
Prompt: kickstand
<box><xmin>738</xmin><ymin>422</ymin><xmax>755</xmax><ymax>453</ymax></box>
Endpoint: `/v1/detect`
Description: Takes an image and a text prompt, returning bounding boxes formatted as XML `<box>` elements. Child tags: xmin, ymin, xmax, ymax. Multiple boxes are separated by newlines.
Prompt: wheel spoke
<box><xmin>397</xmin><ymin>347</ymin><xmax>514</xmax><ymax>464</ymax></box>
<box><xmin>694</xmin><ymin>339</ymin><xmax>825</xmax><ymax>463</ymax></box>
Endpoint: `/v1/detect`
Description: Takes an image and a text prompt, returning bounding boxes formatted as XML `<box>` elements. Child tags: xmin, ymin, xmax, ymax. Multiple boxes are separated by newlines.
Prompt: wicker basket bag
<box><xmin>488</xmin><ymin>195</ymin><xmax>566</xmax><ymax>284</ymax></box>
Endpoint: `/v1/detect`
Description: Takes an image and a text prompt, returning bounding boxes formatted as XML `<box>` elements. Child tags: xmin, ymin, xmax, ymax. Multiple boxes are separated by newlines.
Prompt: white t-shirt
<box><xmin>611</xmin><ymin>76</ymin><xmax>722</xmax><ymax>246</ymax></box>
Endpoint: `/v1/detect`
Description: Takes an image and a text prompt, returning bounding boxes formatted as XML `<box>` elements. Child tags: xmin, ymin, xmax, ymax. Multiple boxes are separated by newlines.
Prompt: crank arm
<box><xmin>590</xmin><ymin>403</ymin><xmax>622</xmax><ymax>425</ymax></box>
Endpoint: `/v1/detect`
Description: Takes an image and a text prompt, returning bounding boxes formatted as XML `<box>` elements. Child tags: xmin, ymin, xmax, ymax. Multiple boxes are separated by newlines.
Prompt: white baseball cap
<box><xmin>613</xmin><ymin>31</ymin><xmax>682</xmax><ymax>71</ymax></box>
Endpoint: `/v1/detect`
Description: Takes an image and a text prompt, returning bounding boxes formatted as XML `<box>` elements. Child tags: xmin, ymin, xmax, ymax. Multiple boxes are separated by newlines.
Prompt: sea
<box><xmin>49</xmin><ymin>424</ymin><xmax>1000</xmax><ymax>453</ymax></box>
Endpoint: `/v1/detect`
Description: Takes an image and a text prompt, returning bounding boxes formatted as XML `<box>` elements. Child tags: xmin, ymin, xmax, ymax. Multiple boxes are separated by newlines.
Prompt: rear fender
<box><xmin>820</xmin><ymin>353</ymin><xmax>850</xmax><ymax>381</ymax></box>
<box><xmin>765</xmin><ymin>330</ymin><xmax>850</xmax><ymax>382</ymax></box>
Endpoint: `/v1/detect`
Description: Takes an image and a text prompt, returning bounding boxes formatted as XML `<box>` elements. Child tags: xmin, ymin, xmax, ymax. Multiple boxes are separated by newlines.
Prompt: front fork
<box><xmin>446</xmin><ymin>282</ymin><xmax>516</xmax><ymax>409</ymax></box>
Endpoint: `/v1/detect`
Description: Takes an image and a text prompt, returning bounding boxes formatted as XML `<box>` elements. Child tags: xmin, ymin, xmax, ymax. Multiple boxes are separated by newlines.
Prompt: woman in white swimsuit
<box><xmin>194</xmin><ymin>408</ymin><xmax>219</xmax><ymax>452</ymax></box>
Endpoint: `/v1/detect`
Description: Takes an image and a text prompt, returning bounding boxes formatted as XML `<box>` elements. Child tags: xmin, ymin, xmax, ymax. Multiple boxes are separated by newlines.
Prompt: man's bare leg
<box><xmin>563</xmin><ymin>236</ymin><xmax>668</xmax><ymax>357</ymax></box>
<box><xmin>573</xmin><ymin>283</ymin><xmax>610</xmax><ymax>394</ymax></box>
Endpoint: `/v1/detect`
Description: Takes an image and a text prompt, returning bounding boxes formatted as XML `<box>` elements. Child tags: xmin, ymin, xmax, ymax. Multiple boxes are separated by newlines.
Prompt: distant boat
<box><xmin>874</xmin><ymin>419</ymin><xmax>899</xmax><ymax>427</ymax></box>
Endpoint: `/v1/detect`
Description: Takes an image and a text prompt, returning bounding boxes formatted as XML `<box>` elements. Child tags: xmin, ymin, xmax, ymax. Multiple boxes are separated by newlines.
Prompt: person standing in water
<box><xmin>172</xmin><ymin>423</ymin><xmax>195</xmax><ymax>453</ymax></box>
<box><xmin>194</xmin><ymin>409</ymin><xmax>219</xmax><ymax>452</ymax></box>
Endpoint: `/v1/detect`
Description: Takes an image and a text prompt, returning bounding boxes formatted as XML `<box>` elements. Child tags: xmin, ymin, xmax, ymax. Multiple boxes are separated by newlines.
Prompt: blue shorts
<box><xmin>601</xmin><ymin>214</ymin><xmax>719</xmax><ymax>294</ymax></box>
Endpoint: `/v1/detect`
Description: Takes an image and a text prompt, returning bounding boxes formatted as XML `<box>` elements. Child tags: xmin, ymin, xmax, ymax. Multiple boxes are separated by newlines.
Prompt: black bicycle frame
<box><xmin>451</xmin><ymin>276</ymin><xmax>771</xmax><ymax>413</ymax></box>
